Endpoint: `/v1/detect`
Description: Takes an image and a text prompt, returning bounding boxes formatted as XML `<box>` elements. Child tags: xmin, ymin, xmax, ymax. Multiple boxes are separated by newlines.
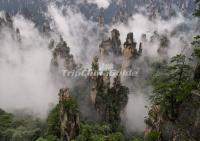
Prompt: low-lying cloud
<box><xmin>0</xmin><ymin>15</ymin><xmax>58</xmax><ymax>118</ymax></box>
<box><xmin>48</xmin><ymin>4</ymin><xmax>99</xmax><ymax>65</ymax></box>
<box><xmin>82</xmin><ymin>0</ymin><xmax>111</xmax><ymax>9</ymax></box>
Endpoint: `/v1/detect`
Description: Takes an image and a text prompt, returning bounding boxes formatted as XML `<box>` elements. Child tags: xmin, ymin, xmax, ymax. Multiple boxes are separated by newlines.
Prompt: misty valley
<box><xmin>0</xmin><ymin>0</ymin><xmax>200</xmax><ymax>141</ymax></box>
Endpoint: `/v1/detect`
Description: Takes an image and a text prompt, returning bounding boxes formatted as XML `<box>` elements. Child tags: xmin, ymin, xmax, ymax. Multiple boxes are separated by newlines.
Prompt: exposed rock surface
<box><xmin>145</xmin><ymin>92</ymin><xmax>200</xmax><ymax>141</ymax></box>
<box><xmin>99</xmin><ymin>29</ymin><xmax>121</xmax><ymax>59</ymax></box>
<box><xmin>111</xmin><ymin>9</ymin><xmax>130</xmax><ymax>24</ymax></box>
<box><xmin>50</xmin><ymin>36</ymin><xmax>77</xmax><ymax>75</ymax></box>
<box><xmin>89</xmin><ymin>57</ymin><xmax>129</xmax><ymax>125</ymax></box>
<box><xmin>99</xmin><ymin>29</ymin><xmax>143</xmax><ymax>70</ymax></box>
<box><xmin>90</xmin><ymin>56</ymin><xmax>107</xmax><ymax>105</ymax></box>
<box><xmin>0</xmin><ymin>12</ymin><xmax>13</xmax><ymax>28</ymax></box>
<box><xmin>122</xmin><ymin>32</ymin><xmax>142</xmax><ymax>70</ymax></box>
<box><xmin>58</xmin><ymin>88</ymin><xmax>80</xmax><ymax>141</ymax></box>
<box><xmin>0</xmin><ymin>0</ymin><xmax>195</xmax><ymax>26</ymax></box>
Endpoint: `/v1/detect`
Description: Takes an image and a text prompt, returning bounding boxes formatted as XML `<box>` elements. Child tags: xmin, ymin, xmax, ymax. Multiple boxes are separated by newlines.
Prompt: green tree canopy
<box><xmin>151</xmin><ymin>54</ymin><xmax>196</xmax><ymax>119</ymax></box>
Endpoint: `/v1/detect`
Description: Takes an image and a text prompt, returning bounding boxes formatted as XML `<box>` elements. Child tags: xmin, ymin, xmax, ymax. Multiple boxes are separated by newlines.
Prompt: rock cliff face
<box><xmin>99</xmin><ymin>29</ymin><xmax>143</xmax><ymax>70</ymax></box>
<box><xmin>98</xmin><ymin>10</ymin><xmax>106</xmax><ymax>40</ymax></box>
<box><xmin>0</xmin><ymin>0</ymin><xmax>195</xmax><ymax>26</ymax></box>
<box><xmin>0</xmin><ymin>12</ymin><xmax>13</xmax><ymax>28</ymax></box>
<box><xmin>145</xmin><ymin>92</ymin><xmax>200</xmax><ymax>141</ymax></box>
<box><xmin>111</xmin><ymin>9</ymin><xmax>129</xmax><ymax>24</ymax></box>
<box><xmin>58</xmin><ymin>88</ymin><xmax>80</xmax><ymax>141</ymax></box>
<box><xmin>89</xmin><ymin>57</ymin><xmax>129</xmax><ymax>125</ymax></box>
<box><xmin>99</xmin><ymin>39</ymin><xmax>113</xmax><ymax>59</ymax></box>
<box><xmin>90</xmin><ymin>56</ymin><xmax>109</xmax><ymax>105</ymax></box>
<box><xmin>91</xmin><ymin>29</ymin><xmax>146</xmax><ymax>123</ymax></box>
<box><xmin>94</xmin><ymin>72</ymin><xmax>111</xmax><ymax>120</ymax></box>
<box><xmin>111</xmin><ymin>29</ymin><xmax>122</xmax><ymax>56</ymax></box>
<box><xmin>122</xmin><ymin>32</ymin><xmax>142</xmax><ymax>70</ymax></box>
<box><xmin>51</xmin><ymin>36</ymin><xmax>77</xmax><ymax>75</ymax></box>
<box><xmin>99</xmin><ymin>29</ymin><xmax>121</xmax><ymax>61</ymax></box>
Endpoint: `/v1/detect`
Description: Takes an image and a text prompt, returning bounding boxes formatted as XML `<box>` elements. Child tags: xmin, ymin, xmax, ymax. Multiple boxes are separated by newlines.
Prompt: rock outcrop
<box><xmin>111</xmin><ymin>29</ymin><xmax>122</xmax><ymax>56</ymax></box>
<box><xmin>58</xmin><ymin>88</ymin><xmax>80</xmax><ymax>141</ymax></box>
<box><xmin>89</xmin><ymin>57</ymin><xmax>129</xmax><ymax>125</ymax></box>
<box><xmin>90</xmin><ymin>56</ymin><xmax>100</xmax><ymax>104</ymax></box>
<box><xmin>145</xmin><ymin>92</ymin><xmax>200</xmax><ymax>141</ymax></box>
<box><xmin>111</xmin><ymin>9</ymin><xmax>129</xmax><ymax>24</ymax></box>
<box><xmin>99</xmin><ymin>38</ymin><xmax>113</xmax><ymax>59</ymax></box>
<box><xmin>51</xmin><ymin>36</ymin><xmax>77</xmax><ymax>75</ymax></box>
<box><xmin>99</xmin><ymin>29</ymin><xmax>121</xmax><ymax>58</ymax></box>
<box><xmin>157</xmin><ymin>34</ymin><xmax>170</xmax><ymax>57</ymax></box>
<box><xmin>99</xmin><ymin>29</ymin><xmax>122</xmax><ymax>69</ymax></box>
<box><xmin>0</xmin><ymin>12</ymin><xmax>13</xmax><ymax>28</ymax></box>
<box><xmin>99</xmin><ymin>30</ymin><xmax>143</xmax><ymax>70</ymax></box>
<box><xmin>98</xmin><ymin>9</ymin><xmax>106</xmax><ymax>40</ymax></box>
<box><xmin>122</xmin><ymin>32</ymin><xmax>142</xmax><ymax>70</ymax></box>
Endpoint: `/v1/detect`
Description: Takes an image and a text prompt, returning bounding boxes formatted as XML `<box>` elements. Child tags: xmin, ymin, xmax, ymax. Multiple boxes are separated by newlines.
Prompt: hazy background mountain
<box><xmin>0</xmin><ymin>0</ymin><xmax>196</xmax><ymax>26</ymax></box>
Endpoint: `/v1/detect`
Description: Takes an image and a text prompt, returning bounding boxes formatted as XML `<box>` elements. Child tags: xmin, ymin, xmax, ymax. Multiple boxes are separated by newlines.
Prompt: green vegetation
<box><xmin>144</xmin><ymin>131</ymin><xmax>160</xmax><ymax>141</ymax></box>
<box><xmin>0</xmin><ymin>109</ymin><xmax>45</xmax><ymax>141</ymax></box>
<box><xmin>46</xmin><ymin>105</ymin><xmax>60</xmax><ymax>138</ymax></box>
<box><xmin>130</xmin><ymin>138</ymin><xmax>143</xmax><ymax>141</ymax></box>
<box><xmin>193</xmin><ymin>0</ymin><xmax>200</xmax><ymax>83</ymax></box>
<box><xmin>95</xmin><ymin>73</ymin><xmax>129</xmax><ymax>129</ymax></box>
<box><xmin>107</xmin><ymin>75</ymin><xmax>129</xmax><ymax>127</ymax></box>
<box><xmin>3</xmin><ymin>97</ymin><xmax>80</xmax><ymax>141</ymax></box>
<box><xmin>0</xmin><ymin>103</ymin><xmax>141</xmax><ymax>141</ymax></box>
<box><xmin>151</xmin><ymin>54</ymin><xmax>196</xmax><ymax>119</ymax></box>
<box><xmin>193</xmin><ymin>0</ymin><xmax>200</xmax><ymax>17</ymax></box>
<box><xmin>36</xmin><ymin>135</ymin><xmax>60</xmax><ymax>141</ymax></box>
<box><xmin>92</xmin><ymin>56</ymin><xmax>99</xmax><ymax>72</ymax></box>
<box><xmin>76</xmin><ymin>123</ymin><xmax>125</xmax><ymax>141</ymax></box>
<box><xmin>63</xmin><ymin>98</ymin><xmax>79</xmax><ymax>113</ymax></box>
